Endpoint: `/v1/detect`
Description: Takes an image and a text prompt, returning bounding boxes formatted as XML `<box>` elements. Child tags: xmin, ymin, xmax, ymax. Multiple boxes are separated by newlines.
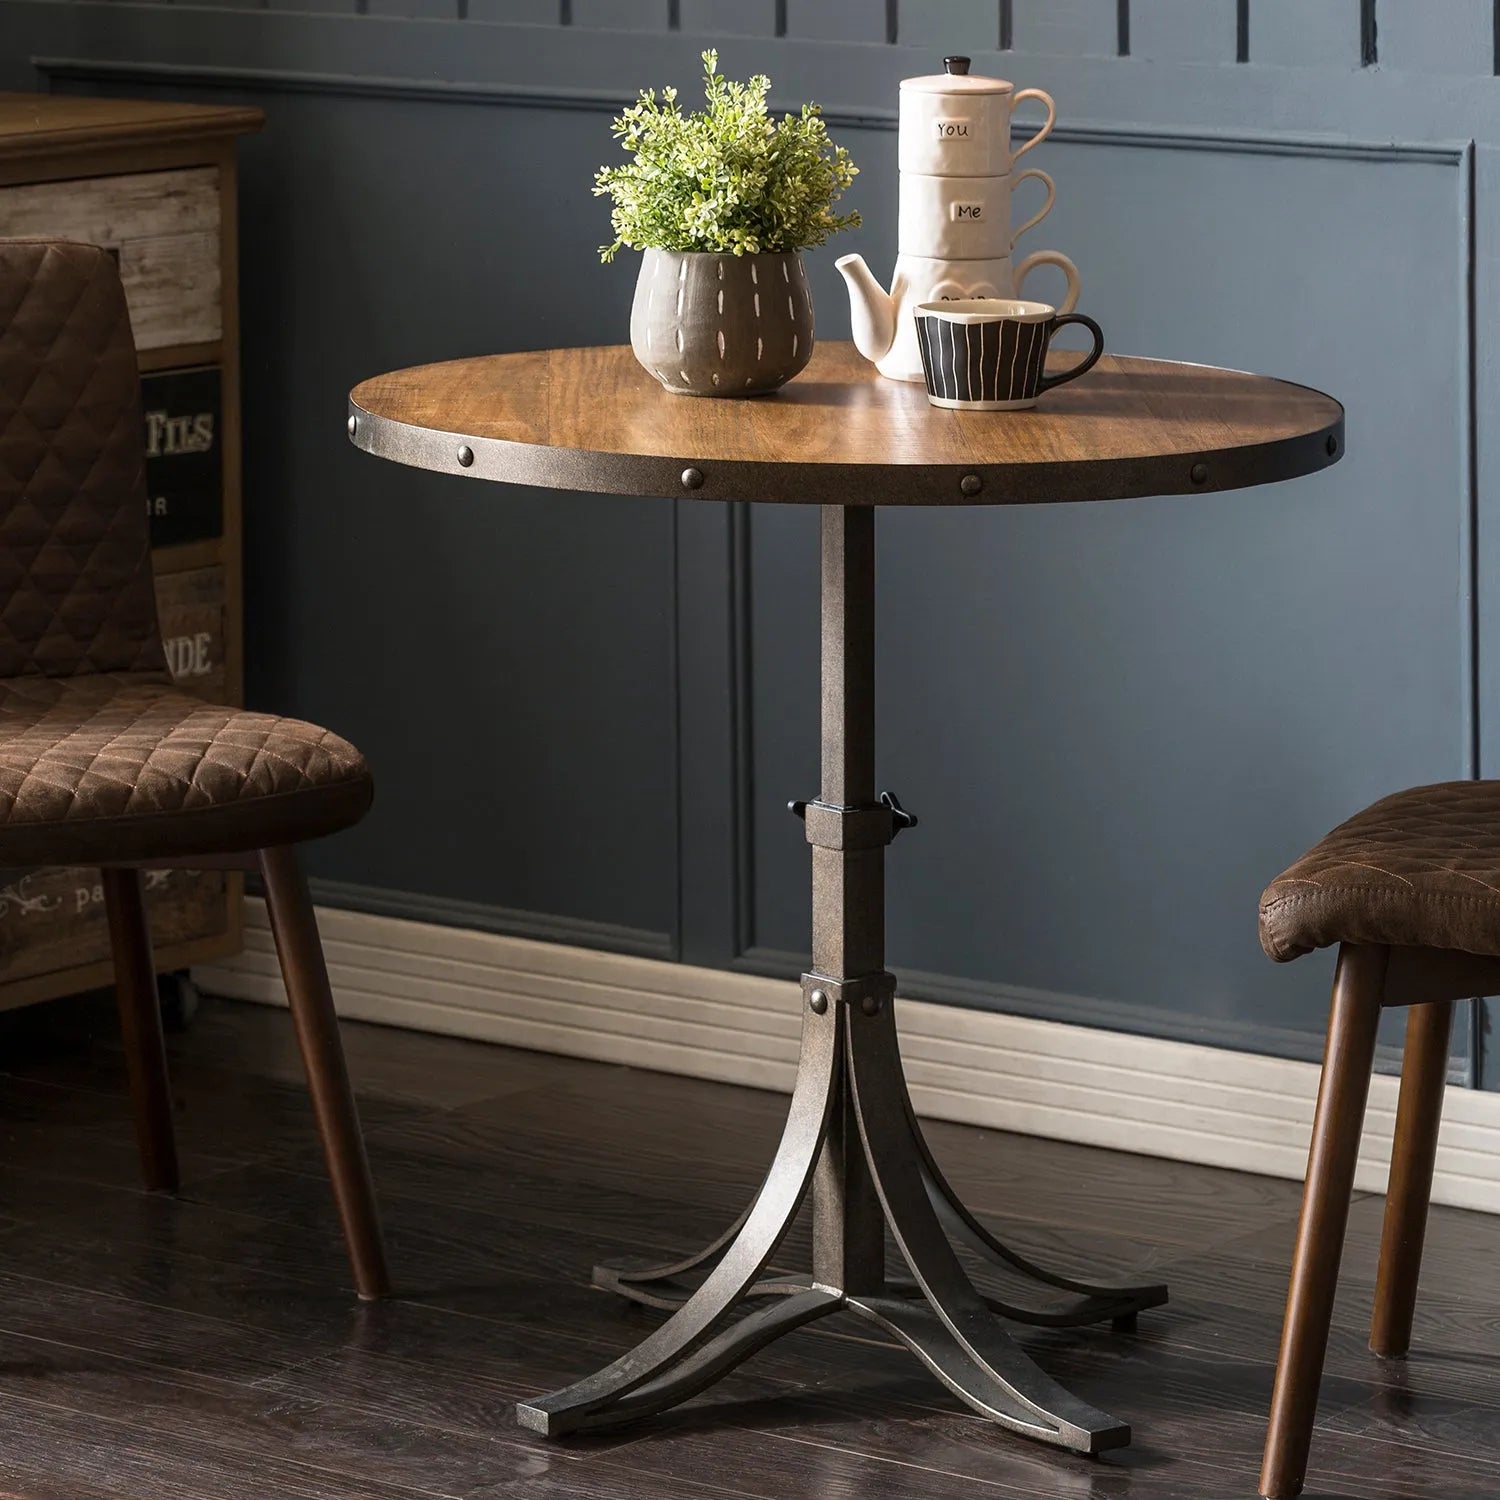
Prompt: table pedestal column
<box><xmin>517</xmin><ymin>507</ymin><xmax>1166</xmax><ymax>1451</ymax></box>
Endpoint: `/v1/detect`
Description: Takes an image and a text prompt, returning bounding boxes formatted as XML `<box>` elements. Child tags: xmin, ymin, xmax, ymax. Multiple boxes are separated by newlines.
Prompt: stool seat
<box><xmin>1260</xmin><ymin>780</ymin><xmax>1500</xmax><ymax>963</ymax></box>
<box><xmin>0</xmin><ymin>671</ymin><xmax>372</xmax><ymax>866</ymax></box>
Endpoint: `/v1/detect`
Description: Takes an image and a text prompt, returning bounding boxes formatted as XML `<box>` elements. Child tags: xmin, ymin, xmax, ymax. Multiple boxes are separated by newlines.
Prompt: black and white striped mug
<box><xmin>914</xmin><ymin>298</ymin><xmax>1104</xmax><ymax>411</ymax></box>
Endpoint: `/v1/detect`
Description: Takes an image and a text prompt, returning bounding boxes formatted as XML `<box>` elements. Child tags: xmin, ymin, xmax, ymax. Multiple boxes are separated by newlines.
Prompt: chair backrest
<box><xmin>0</xmin><ymin>238</ymin><xmax>165</xmax><ymax>680</ymax></box>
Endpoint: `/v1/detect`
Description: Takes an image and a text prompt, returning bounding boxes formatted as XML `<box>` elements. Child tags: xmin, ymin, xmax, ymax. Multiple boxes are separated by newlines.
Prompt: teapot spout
<box><xmin>835</xmin><ymin>253</ymin><xmax>897</xmax><ymax>364</ymax></box>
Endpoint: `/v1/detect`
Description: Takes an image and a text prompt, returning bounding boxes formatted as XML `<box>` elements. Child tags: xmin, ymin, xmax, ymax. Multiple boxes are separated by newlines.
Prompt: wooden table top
<box><xmin>348</xmin><ymin>342</ymin><xmax>1343</xmax><ymax>507</ymax></box>
<box><xmin>0</xmin><ymin>93</ymin><xmax>264</xmax><ymax>159</ymax></box>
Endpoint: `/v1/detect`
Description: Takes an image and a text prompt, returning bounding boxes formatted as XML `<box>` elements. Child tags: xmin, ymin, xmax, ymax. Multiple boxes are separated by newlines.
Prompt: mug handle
<box><xmin>1037</xmin><ymin>314</ymin><xmax>1105</xmax><ymax>394</ymax></box>
<box><xmin>1010</xmin><ymin>168</ymin><xmax>1055</xmax><ymax>246</ymax></box>
<box><xmin>1013</xmin><ymin>250</ymin><xmax>1080</xmax><ymax>314</ymax></box>
<box><xmin>1010</xmin><ymin>87</ymin><xmax>1056</xmax><ymax>162</ymax></box>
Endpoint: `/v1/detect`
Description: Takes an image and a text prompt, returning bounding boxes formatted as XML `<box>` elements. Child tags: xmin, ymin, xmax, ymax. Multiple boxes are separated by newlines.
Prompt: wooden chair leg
<box><xmin>102</xmin><ymin>867</ymin><xmax>179</xmax><ymax>1193</ymax></box>
<box><xmin>258</xmin><ymin>844</ymin><xmax>391</xmax><ymax>1300</ymax></box>
<box><xmin>1261</xmin><ymin>943</ymin><xmax>1386</xmax><ymax>1500</ymax></box>
<box><xmin>1369</xmin><ymin>998</ymin><xmax>1453</xmax><ymax>1359</ymax></box>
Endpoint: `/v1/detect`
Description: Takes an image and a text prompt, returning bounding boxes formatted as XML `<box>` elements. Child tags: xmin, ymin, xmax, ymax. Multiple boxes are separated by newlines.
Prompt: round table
<box><xmin>349</xmin><ymin>341</ymin><xmax>1343</xmax><ymax>1455</ymax></box>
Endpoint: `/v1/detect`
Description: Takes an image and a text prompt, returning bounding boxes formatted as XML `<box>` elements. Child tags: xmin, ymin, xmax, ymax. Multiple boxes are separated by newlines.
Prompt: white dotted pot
<box><xmin>629</xmin><ymin>249</ymin><xmax>814</xmax><ymax>397</ymax></box>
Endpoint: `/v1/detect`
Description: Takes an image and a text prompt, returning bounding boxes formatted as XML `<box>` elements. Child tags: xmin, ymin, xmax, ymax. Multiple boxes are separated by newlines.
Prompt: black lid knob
<box><xmin>944</xmin><ymin>55</ymin><xmax>971</xmax><ymax>74</ymax></box>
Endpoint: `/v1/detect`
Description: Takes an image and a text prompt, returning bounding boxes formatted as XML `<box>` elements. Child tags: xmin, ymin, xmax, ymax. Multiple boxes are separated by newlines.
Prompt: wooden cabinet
<box><xmin>0</xmin><ymin>93</ymin><xmax>263</xmax><ymax>1010</ymax></box>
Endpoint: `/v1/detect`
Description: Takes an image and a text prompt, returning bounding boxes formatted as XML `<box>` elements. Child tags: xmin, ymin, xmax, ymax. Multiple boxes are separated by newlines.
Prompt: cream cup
<box><xmin>897</xmin><ymin>168</ymin><xmax>1055</xmax><ymax>261</ymax></box>
<box><xmin>898</xmin><ymin>69</ymin><xmax>1055</xmax><ymax>177</ymax></box>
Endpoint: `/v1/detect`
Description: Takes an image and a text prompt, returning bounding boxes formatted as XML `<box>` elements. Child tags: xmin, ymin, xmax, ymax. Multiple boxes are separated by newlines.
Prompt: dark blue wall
<box><xmin>3</xmin><ymin>0</ymin><xmax>1495</xmax><ymax>1084</ymax></box>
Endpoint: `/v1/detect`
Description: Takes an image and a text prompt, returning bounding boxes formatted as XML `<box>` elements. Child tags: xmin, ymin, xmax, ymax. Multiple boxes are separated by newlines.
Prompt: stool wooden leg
<box><xmin>259</xmin><ymin>845</ymin><xmax>391</xmax><ymax>1300</ymax></box>
<box><xmin>1261</xmin><ymin>942</ymin><xmax>1386</xmax><ymax>1500</ymax></box>
<box><xmin>102</xmin><ymin>867</ymin><xmax>179</xmax><ymax>1193</ymax></box>
<box><xmin>1370</xmin><ymin>998</ymin><xmax>1453</xmax><ymax>1359</ymax></box>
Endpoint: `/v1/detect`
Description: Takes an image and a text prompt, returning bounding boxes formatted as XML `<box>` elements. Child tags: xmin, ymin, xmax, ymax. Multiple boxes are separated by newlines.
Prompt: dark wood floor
<box><xmin>0</xmin><ymin>994</ymin><xmax>1492</xmax><ymax>1498</ymax></box>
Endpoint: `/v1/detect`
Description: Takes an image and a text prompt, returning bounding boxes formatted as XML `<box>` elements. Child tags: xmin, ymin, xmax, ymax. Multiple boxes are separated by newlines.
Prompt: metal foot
<box><xmin>846</xmin><ymin>1000</ymin><xmax>1133</xmax><ymax>1454</ymax></box>
<box><xmin>905</xmin><ymin>1084</ymin><xmax>1168</xmax><ymax>1328</ymax></box>
<box><xmin>848</xmin><ymin>1295</ymin><xmax>1128</xmax><ymax>1453</ymax></box>
<box><xmin>519</xmin><ymin>1288</ymin><xmax>842</xmax><ymax>1434</ymax></box>
<box><xmin>517</xmin><ymin>1003</ymin><xmax>840</xmax><ymax>1436</ymax></box>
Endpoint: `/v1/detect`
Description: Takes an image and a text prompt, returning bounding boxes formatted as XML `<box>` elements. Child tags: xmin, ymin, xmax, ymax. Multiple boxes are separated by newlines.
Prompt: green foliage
<box><xmin>595</xmin><ymin>50</ymin><xmax>860</xmax><ymax>261</ymax></box>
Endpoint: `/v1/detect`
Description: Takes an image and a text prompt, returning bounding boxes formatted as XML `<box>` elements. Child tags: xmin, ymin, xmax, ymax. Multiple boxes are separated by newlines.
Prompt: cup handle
<box><xmin>1010</xmin><ymin>87</ymin><xmax>1056</xmax><ymax>162</ymax></box>
<box><xmin>1013</xmin><ymin>250</ymin><xmax>1080</xmax><ymax>314</ymax></box>
<box><xmin>1037</xmin><ymin>314</ymin><xmax>1105</xmax><ymax>395</ymax></box>
<box><xmin>1010</xmin><ymin>168</ymin><xmax>1055</xmax><ymax>246</ymax></box>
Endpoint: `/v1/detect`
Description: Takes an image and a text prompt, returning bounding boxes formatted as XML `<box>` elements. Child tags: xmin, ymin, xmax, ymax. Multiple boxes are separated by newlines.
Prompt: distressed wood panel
<box><xmin>156</xmin><ymin>565</ymin><xmax>226</xmax><ymax>702</ymax></box>
<box><xmin>784</xmin><ymin>0</ymin><xmax>888</xmax><ymax>43</ymax></box>
<box><xmin>1378</xmin><ymin>0</ymin><xmax>1494</xmax><ymax>73</ymax></box>
<box><xmin>0</xmin><ymin>167</ymin><xmax>220</xmax><ymax>349</ymax></box>
<box><xmin>678</xmin><ymin>0</ymin><xmax>779</xmax><ymax>35</ymax></box>
<box><xmin>0</xmin><ymin>866</ymin><xmax>227</xmax><ymax>985</ymax></box>
<box><xmin>569</xmin><ymin>0</ymin><xmax>670</xmax><ymax>27</ymax></box>
<box><xmin>1129</xmin><ymin>0</ymin><xmax>1239</xmax><ymax>63</ymax></box>
<box><xmin>897</xmin><ymin>0</ymin><xmax>998</xmax><ymax>53</ymax></box>
<box><xmin>1012</xmin><ymin>0</ymin><xmax>1118</xmax><ymax>57</ymax></box>
<box><xmin>1250</xmin><ymin>0</ymin><xmax>1361</xmax><ymax>69</ymax></box>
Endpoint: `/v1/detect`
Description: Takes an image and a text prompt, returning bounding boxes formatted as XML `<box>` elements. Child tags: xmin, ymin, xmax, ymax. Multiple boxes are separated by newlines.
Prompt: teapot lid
<box><xmin>900</xmin><ymin>55</ymin><xmax>1015</xmax><ymax>95</ymax></box>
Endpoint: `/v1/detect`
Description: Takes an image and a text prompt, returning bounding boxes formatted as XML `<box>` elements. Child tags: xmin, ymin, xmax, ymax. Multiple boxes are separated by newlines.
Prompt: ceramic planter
<box><xmin>630</xmin><ymin>248</ymin><xmax>814</xmax><ymax>397</ymax></box>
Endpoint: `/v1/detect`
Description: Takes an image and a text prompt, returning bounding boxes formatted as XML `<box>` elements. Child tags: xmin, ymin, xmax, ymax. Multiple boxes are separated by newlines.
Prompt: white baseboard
<box><xmin>196</xmin><ymin>899</ymin><xmax>1500</xmax><ymax>1215</ymax></box>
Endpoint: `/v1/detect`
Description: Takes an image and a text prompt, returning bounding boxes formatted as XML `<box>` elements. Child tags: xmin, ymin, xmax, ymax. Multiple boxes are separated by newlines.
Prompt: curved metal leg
<box><xmin>881</xmin><ymin>1274</ymin><xmax>1159</xmax><ymax>1331</ymax></box>
<box><xmin>593</xmin><ymin>1199</ymin><xmax>757</xmax><ymax>1311</ymax></box>
<box><xmin>516</xmin><ymin>1003</ymin><xmax>841</xmax><ymax>1436</ymax></box>
<box><xmin>847</xmin><ymin>1295</ymin><xmax>1119</xmax><ymax>1446</ymax></box>
<box><xmin>848</xmin><ymin>1002</ymin><xmax>1131</xmax><ymax>1455</ymax></box>
<box><xmin>905</xmin><ymin>1087</ymin><xmax>1168</xmax><ymax>1329</ymax></box>
<box><xmin>551</xmin><ymin>1289</ymin><xmax>843</xmax><ymax>1433</ymax></box>
<box><xmin>591</xmin><ymin>1188</ymin><xmax>768</xmax><ymax>1308</ymax></box>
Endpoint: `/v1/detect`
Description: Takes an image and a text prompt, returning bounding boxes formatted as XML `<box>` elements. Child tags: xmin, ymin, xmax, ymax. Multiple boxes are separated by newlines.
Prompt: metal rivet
<box><xmin>808</xmin><ymin>989</ymin><xmax>829</xmax><ymax>1015</ymax></box>
<box><xmin>1326</xmin><ymin>434</ymin><xmax>1338</xmax><ymax>457</ymax></box>
<box><xmin>1190</xmin><ymin>463</ymin><xmax>1208</xmax><ymax>485</ymax></box>
<box><xmin>959</xmin><ymin>473</ymin><xmax>983</xmax><ymax>497</ymax></box>
<box><xmin>860</xmin><ymin>995</ymin><xmax>881</xmax><ymax>1017</ymax></box>
<box><xmin>457</xmin><ymin>445</ymin><xmax>475</xmax><ymax>468</ymax></box>
<box><xmin>681</xmin><ymin>466</ymin><xmax>705</xmax><ymax>491</ymax></box>
<box><xmin>346</xmin><ymin>415</ymin><xmax>357</xmax><ymax>438</ymax></box>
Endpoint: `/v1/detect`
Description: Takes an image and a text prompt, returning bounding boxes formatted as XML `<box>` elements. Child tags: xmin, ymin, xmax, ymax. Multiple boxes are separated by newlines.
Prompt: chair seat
<box><xmin>1260</xmin><ymin>781</ymin><xmax>1500</xmax><ymax>962</ymax></box>
<box><xmin>0</xmin><ymin>672</ymin><xmax>372</xmax><ymax>866</ymax></box>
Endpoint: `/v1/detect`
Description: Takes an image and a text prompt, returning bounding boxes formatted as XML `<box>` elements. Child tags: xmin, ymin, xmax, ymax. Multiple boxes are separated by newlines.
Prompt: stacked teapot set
<box><xmin>838</xmin><ymin>56</ymin><xmax>1104</xmax><ymax>411</ymax></box>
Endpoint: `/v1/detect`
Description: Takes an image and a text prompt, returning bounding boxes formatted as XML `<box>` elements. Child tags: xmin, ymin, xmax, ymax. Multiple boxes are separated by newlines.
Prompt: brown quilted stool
<box><xmin>0</xmin><ymin>238</ymin><xmax>388</xmax><ymax>1299</ymax></box>
<box><xmin>1257</xmin><ymin>781</ymin><xmax>1500</xmax><ymax>1497</ymax></box>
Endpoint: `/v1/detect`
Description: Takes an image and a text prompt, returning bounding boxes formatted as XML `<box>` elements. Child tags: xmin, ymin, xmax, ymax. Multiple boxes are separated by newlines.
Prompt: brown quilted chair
<box><xmin>0</xmin><ymin>238</ymin><xmax>388</xmax><ymax>1299</ymax></box>
<box><xmin>1257</xmin><ymin>783</ymin><xmax>1500</xmax><ymax>1498</ymax></box>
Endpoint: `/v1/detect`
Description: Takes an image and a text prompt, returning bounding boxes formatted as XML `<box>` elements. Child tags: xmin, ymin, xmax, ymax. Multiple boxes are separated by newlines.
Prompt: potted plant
<box><xmin>596</xmin><ymin>50</ymin><xmax>860</xmax><ymax>397</ymax></box>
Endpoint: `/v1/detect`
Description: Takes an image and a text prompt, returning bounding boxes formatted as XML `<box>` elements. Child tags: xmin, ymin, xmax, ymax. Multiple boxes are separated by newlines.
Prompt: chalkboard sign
<box><xmin>142</xmin><ymin>366</ymin><xmax>222</xmax><ymax>548</ymax></box>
